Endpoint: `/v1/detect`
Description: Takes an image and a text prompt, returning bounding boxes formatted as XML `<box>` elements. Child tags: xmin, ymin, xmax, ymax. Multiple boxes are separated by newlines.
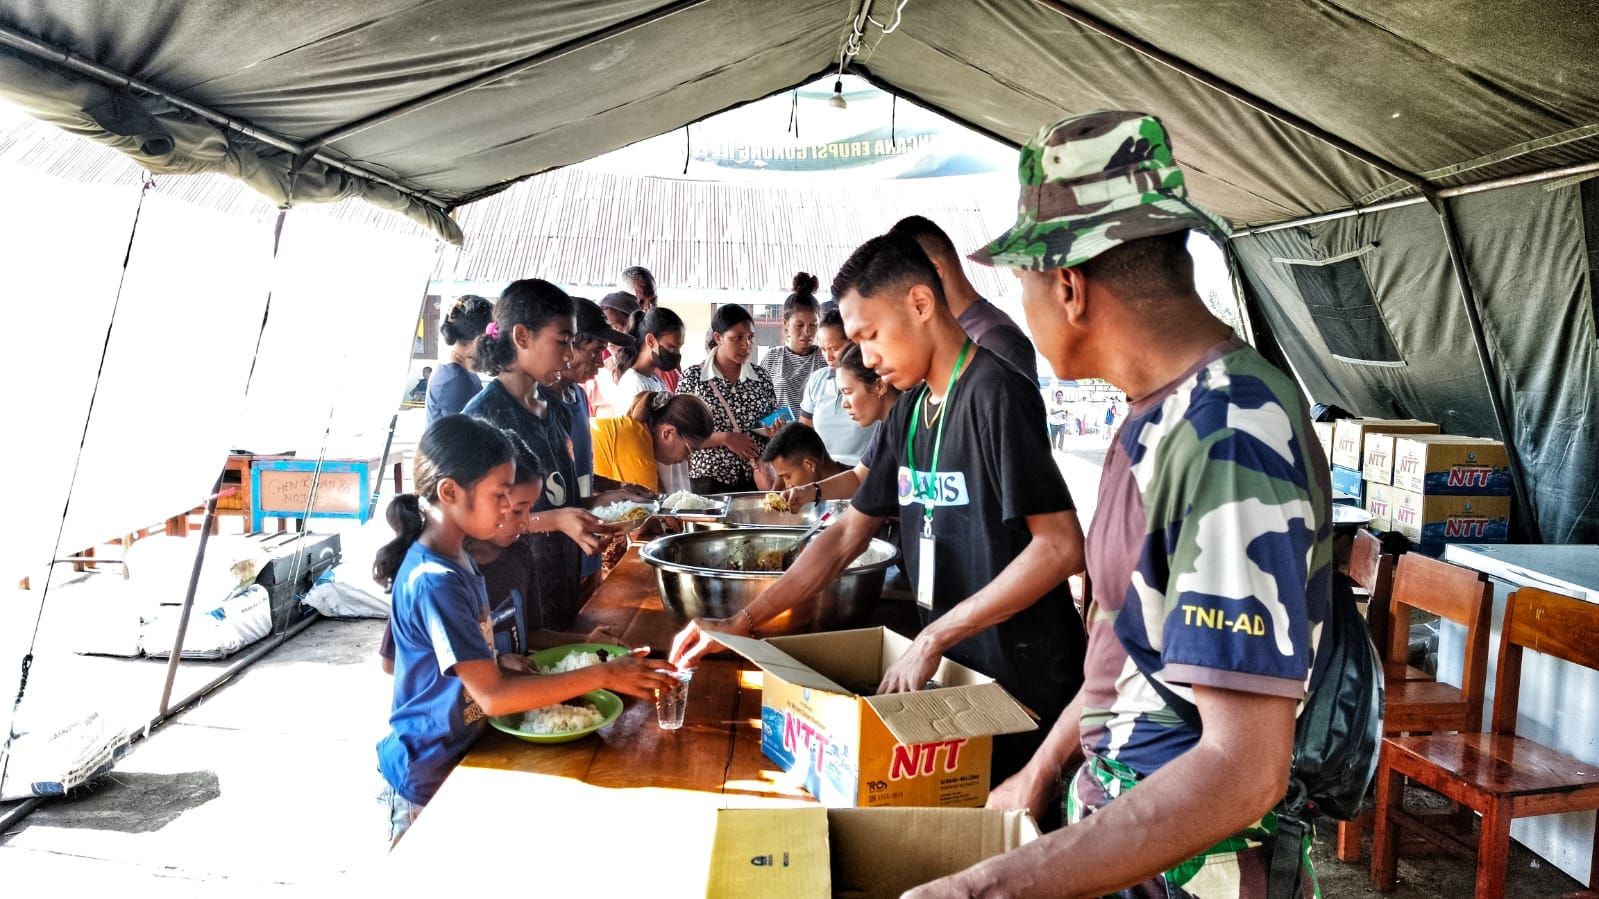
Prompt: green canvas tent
<box><xmin>1</xmin><ymin>0</ymin><xmax>1596</xmax><ymax>539</ymax></box>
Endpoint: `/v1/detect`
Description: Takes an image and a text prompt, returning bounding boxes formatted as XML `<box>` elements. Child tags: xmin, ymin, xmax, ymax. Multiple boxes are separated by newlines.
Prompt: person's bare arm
<box><xmin>879</xmin><ymin>509</ymin><xmax>1085</xmax><ymax>693</ymax></box>
<box><xmin>985</xmin><ymin>692</ymin><xmax>1087</xmax><ymax>820</ymax></box>
<box><xmin>782</xmin><ymin>463</ymin><xmax>864</xmax><ymax>507</ymax></box>
<box><xmin>669</xmin><ymin>507</ymin><xmax>881</xmax><ymax>665</ymax></box>
<box><xmin>907</xmin><ymin>687</ymin><xmax>1297</xmax><ymax>899</ymax></box>
<box><xmin>453</xmin><ymin>652</ymin><xmax>678</xmax><ymax>716</ymax></box>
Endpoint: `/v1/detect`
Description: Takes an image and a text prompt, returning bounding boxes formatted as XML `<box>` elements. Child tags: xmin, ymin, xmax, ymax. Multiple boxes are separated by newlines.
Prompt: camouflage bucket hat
<box><xmin>970</xmin><ymin>110</ymin><xmax>1229</xmax><ymax>271</ymax></box>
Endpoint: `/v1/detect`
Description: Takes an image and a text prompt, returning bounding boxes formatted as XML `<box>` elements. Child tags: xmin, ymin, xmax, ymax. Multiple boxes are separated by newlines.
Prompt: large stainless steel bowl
<box><xmin>640</xmin><ymin>527</ymin><xmax>899</xmax><ymax>630</ymax></box>
<box><xmin>683</xmin><ymin>492</ymin><xmax>851</xmax><ymax>532</ymax></box>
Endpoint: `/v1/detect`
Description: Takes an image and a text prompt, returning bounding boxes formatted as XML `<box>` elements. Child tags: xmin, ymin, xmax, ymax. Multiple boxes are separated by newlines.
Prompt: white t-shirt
<box><xmin>595</xmin><ymin>367</ymin><xmax>666</xmax><ymax>419</ymax></box>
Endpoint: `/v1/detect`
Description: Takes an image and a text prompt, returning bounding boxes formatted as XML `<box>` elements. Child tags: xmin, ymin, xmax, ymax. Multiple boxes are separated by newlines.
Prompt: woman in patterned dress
<box><xmin>676</xmin><ymin>304</ymin><xmax>777</xmax><ymax>494</ymax></box>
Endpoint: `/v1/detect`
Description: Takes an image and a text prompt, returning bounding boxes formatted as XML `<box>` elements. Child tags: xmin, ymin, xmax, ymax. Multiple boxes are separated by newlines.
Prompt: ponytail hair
<box><xmin>473</xmin><ymin>279</ymin><xmax>576</xmax><ymax>375</ymax></box>
<box><xmin>441</xmin><ymin>295</ymin><xmax>493</xmax><ymax>347</ymax></box>
<box><xmin>782</xmin><ymin>272</ymin><xmax>821</xmax><ymax>322</ymax></box>
<box><xmin>626</xmin><ymin>391</ymin><xmax>714</xmax><ymax>443</ymax></box>
<box><xmin>373</xmin><ymin>415</ymin><xmax>515</xmax><ymax>589</ymax></box>
<box><xmin>612</xmin><ymin>306</ymin><xmax>685</xmax><ymax>376</ymax></box>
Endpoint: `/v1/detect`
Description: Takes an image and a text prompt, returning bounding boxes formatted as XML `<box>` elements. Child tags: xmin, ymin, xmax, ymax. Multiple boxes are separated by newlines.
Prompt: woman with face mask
<box><xmin>595</xmin><ymin>306</ymin><xmax>685</xmax><ymax>417</ymax></box>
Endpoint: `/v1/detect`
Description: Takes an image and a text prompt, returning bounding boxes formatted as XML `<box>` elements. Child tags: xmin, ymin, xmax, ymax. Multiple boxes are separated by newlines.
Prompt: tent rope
<box><xmin>0</xmin><ymin>174</ymin><xmax>155</xmax><ymax>796</ymax></box>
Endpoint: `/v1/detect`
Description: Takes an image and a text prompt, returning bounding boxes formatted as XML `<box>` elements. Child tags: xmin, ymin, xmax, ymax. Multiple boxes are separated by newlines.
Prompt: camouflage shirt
<box><xmin>1079</xmin><ymin>338</ymin><xmax>1332</xmax><ymax>779</ymax></box>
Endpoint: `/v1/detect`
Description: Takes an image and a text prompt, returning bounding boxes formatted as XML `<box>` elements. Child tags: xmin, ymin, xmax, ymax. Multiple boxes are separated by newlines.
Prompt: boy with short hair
<box><xmin>673</xmin><ymin>233</ymin><xmax>1088</xmax><ymax>782</ymax></box>
<box><xmin>758</xmin><ymin>422</ymin><xmax>848</xmax><ymax>494</ymax></box>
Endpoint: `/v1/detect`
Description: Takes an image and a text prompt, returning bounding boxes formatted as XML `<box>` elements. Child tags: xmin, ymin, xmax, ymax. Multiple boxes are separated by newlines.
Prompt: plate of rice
<box><xmin>489</xmin><ymin>689</ymin><xmax>624</xmax><ymax>744</ymax></box>
<box><xmin>528</xmin><ymin>642</ymin><xmax>631</xmax><ymax>673</ymax></box>
<box><xmin>591</xmin><ymin>500</ymin><xmax>660</xmax><ymax>534</ymax></box>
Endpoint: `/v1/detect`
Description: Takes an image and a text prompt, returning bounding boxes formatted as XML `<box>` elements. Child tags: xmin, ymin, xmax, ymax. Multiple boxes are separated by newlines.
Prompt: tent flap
<box><xmin>0</xmin><ymin>50</ymin><xmax>462</xmax><ymax>243</ymax></box>
<box><xmin>1232</xmin><ymin>180</ymin><xmax>1599</xmax><ymax>543</ymax></box>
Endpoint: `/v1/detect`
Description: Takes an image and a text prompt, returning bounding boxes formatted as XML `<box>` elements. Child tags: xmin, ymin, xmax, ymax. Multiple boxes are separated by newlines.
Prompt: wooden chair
<box><xmin>1372</xmin><ymin>587</ymin><xmax>1599</xmax><ymax>896</ymax></box>
<box><xmin>1336</xmin><ymin>552</ymin><xmax>1493</xmax><ymax>861</ymax></box>
<box><xmin>1348</xmin><ymin>530</ymin><xmax>1399</xmax><ymax>672</ymax></box>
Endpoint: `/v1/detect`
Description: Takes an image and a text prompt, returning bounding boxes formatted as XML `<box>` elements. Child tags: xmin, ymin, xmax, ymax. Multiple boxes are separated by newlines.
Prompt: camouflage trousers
<box><xmin>1065</xmin><ymin>754</ymin><xmax>1319</xmax><ymax>899</ymax></box>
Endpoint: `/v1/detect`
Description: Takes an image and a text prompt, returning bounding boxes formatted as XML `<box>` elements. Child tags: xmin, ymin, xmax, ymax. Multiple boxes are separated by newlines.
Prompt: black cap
<box><xmin>574</xmin><ymin>297</ymin><xmax>634</xmax><ymax>346</ymax></box>
<box><xmin>599</xmin><ymin>291</ymin><xmax>642</xmax><ymax>316</ymax></box>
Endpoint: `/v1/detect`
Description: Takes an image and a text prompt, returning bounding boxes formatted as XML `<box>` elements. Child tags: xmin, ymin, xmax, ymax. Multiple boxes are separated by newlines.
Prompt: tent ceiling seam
<box><xmin>1028</xmin><ymin>0</ymin><xmax>1432</xmax><ymax>195</ymax></box>
<box><xmin>445</xmin><ymin>58</ymin><xmax>842</xmax><ymax>211</ymax></box>
<box><xmin>303</xmin><ymin>0</ymin><xmax>715</xmax><ymax>154</ymax></box>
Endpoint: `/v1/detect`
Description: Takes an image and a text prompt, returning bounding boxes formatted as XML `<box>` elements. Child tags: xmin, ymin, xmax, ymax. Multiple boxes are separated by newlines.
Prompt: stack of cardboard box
<box><xmin>1386</xmin><ymin>436</ymin><xmax>1512</xmax><ymax>545</ymax></box>
<box><xmin>1330</xmin><ymin>419</ymin><xmax>1439</xmax><ymax>506</ymax></box>
<box><xmin>1330</xmin><ymin>417</ymin><xmax>1512</xmax><ymax>546</ymax></box>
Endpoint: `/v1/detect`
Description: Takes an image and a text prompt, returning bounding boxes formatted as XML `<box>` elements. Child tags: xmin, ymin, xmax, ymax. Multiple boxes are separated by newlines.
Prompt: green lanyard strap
<box><xmin>905</xmin><ymin>338</ymin><xmax>973</xmax><ymax>530</ymax></box>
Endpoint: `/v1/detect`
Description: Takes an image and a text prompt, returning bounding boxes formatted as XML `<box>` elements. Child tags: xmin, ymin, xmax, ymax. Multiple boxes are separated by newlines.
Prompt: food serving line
<box><xmin>384</xmin><ymin>528</ymin><xmax>927</xmax><ymax>888</ymax></box>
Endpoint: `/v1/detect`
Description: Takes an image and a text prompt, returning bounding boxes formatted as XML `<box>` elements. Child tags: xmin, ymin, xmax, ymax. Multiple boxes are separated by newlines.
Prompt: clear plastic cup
<box><xmin>655</xmin><ymin>669</ymin><xmax>693</xmax><ymax>730</ymax></box>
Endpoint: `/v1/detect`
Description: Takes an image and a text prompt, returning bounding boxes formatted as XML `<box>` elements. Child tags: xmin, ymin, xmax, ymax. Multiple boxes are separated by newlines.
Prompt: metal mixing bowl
<box><xmin>639</xmin><ymin>527</ymin><xmax>899</xmax><ymax>630</ymax></box>
<box><xmin>682</xmin><ymin>492</ymin><xmax>851</xmax><ymax>532</ymax></box>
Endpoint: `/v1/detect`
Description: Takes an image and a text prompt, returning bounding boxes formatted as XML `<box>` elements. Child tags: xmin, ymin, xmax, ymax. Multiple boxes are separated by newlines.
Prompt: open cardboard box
<box><xmin>708</xmin><ymin>806</ymin><xmax>1039</xmax><ymax>898</ymax></box>
<box><xmin>715</xmin><ymin>627</ymin><xmax>1037</xmax><ymax>808</ymax></box>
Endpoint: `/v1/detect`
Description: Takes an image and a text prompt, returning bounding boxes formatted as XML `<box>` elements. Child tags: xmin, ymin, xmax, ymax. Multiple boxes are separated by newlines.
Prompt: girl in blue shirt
<box><xmin>375</xmin><ymin>414</ymin><xmax>675</xmax><ymax>845</ymax></box>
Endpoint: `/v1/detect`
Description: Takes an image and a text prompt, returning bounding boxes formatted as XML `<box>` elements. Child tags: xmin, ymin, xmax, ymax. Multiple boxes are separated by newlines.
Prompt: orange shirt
<box><xmin>590</xmin><ymin>417</ymin><xmax>660</xmax><ymax>492</ymax></box>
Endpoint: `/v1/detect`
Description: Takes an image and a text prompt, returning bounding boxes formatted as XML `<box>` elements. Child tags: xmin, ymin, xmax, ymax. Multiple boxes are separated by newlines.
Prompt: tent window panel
<box><xmin>1579</xmin><ymin>179</ymin><xmax>1599</xmax><ymax>338</ymax></box>
<box><xmin>1281</xmin><ymin>251</ymin><xmax>1405</xmax><ymax>366</ymax></box>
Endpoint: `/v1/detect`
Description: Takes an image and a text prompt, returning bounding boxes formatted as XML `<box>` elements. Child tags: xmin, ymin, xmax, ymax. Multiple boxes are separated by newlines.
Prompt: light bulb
<box><xmin>829</xmin><ymin>78</ymin><xmax>847</xmax><ymax>110</ymax></box>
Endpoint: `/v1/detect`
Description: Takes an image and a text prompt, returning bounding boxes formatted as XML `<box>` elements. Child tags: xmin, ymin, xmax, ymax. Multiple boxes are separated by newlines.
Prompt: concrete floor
<box><xmin>1</xmin><ymin>615</ymin><xmax>1585</xmax><ymax>895</ymax></box>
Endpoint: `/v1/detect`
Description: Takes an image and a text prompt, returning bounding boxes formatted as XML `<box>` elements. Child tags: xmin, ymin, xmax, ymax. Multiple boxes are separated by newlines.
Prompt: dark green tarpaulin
<box><xmin>0</xmin><ymin>0</ymin><xmax>1595</xmax><ymax>539</ymax></box>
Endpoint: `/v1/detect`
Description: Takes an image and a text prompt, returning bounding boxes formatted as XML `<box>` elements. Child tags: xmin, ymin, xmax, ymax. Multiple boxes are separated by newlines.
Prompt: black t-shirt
<box><xmin>464</xmin><ymin>380</ymin><xmax>584</xmax><ymax>630</ymax></box>
<box><xmin>853</xmin><ymin>348</ymin><xmax>1085</xmax><ymax>729</ymax></box>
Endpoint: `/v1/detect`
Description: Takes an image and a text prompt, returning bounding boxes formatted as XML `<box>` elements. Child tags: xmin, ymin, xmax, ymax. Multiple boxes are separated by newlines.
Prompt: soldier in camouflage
<box><xmin>908</xmin><ymin>111</ymin><xmax>1331</xmax><ymax>899</ymax></box>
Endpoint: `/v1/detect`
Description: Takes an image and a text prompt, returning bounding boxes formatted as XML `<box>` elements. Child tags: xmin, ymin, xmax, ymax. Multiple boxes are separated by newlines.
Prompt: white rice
<box><xmin>659</xmin><ymin>490</ymin><xmax>722</xmax><ymax>512</ymax></box>
<box><xmin>545</xmin><ymin>651</ymin><xmax>604</xmax><ymax>673</ymax></box>
<box><xmin>518</xmin><ymin>703</ymin><xmax>605</xmax><ymax>734</ymax></box>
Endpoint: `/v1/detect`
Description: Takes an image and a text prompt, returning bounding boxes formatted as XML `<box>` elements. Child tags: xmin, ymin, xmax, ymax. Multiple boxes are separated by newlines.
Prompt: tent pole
<box><xmin>0</xmin><ymin>26</ymin><xmax>448</xmax><ymax>211</ymax></box>
<box><xmin>304</xmin><ymin>0</ymin><xmax>713</xmax><ymax>152</ymax></box>
<box><xmin>1028</xmin><ymin>0</ymin><xmax>1429</xmax><ymax>193</ymax></box>
<box><xmin>1427</xmin><ymin>194</ymin><xmax>1541</xmax><ymax>542</ymax></box>
<box><xmin>156</xmin><ymin>471</ymin><xmax>225</xmax><ymax>716</ymax></box>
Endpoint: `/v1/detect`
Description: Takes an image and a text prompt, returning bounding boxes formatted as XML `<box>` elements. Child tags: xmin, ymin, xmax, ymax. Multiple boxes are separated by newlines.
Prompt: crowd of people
<box><xmin>380</xmin><ymin>110</ymin><xmax>1331</xmax><ymax>899</ymax></box>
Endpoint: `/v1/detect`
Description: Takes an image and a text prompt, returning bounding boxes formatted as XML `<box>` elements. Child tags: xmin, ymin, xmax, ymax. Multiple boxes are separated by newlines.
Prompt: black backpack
<box><xmin>1125</xmin><ymin>571</ymin><xmax>1384</xmax><ymax>899</ymax></box>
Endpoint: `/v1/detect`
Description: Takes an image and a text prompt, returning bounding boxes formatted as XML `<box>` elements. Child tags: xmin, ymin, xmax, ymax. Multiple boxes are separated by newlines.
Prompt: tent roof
<box><xmin>1</xmin><ymin>1</ymin><xmax>1596</xmax><ymax>239</ymax></box>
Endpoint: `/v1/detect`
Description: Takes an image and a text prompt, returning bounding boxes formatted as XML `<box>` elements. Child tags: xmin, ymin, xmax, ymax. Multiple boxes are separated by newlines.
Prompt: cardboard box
<box><xmin>1330</xmin><ymin>418</ymin><xmax>1440</xmax><ymax>471</ymax></box>
<box><xmin>1391</xmin><ymin>489</ymin><xmax>1511</xmax><ymax>545</ymax></box>
<box><xmin>1360</xmin><ymin>433</ymin><xmax>1400</xmax><ymax>485</ymax></box>
<box><xmin>1391</xmin><ymin>435</ymin><xmax>1512</xmax><ymax>496</ymax></box>
<box><xmin>716</xmin><ymin>628</ymin><xmax>1037</xmax><ymax>809</ymax></box>
<box><xmin>708</xmin><ymin>806</ymin><xmax>1038</xmax><ymax>899</ymax></box>
<box><xmin>1331</xmin><ymin>465</ymin><xmax>1365</xmax><ymax>505</ymax></box>
<box><xmin>1364</xmin><ymin>482</ymin><xmax>1397</xmax><ymax>532</ymax></box>
<box><xmin>1311</xmin><ymin>422</ymin><xmax>1336</xmax><ymax>462</ymax></box>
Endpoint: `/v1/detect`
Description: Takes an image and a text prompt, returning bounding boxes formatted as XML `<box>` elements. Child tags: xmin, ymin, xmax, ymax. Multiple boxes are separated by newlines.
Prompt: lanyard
<box><xmin>905</xmin><ymin>338</ymin><xmax>973</xmax><ymax>534</ymax></box>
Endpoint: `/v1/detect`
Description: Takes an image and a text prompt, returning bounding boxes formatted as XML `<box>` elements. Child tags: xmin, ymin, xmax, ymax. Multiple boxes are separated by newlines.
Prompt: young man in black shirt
<box><xmin>672</xmin><ymin>233</ymin><xmax>1087</xmax><ymax>779</ymax></box>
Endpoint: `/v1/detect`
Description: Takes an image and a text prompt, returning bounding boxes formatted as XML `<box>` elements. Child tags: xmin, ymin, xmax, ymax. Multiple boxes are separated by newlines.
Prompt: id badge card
<box><xmin>916</xmin><ymin>525</ymin><xmax>936</xmax><ymax>610</ymax></box>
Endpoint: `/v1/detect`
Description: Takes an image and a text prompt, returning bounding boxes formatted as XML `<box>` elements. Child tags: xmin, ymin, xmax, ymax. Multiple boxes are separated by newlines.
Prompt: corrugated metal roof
<box><xmin>3</xmin><ymin>111</ymin><xmax>1019</xmax><ymax>296</ymax></box>
<box><xmin>437</xmin><ymin>167</ymin><xmax>1020</xmax><ymax>297</ymax></box>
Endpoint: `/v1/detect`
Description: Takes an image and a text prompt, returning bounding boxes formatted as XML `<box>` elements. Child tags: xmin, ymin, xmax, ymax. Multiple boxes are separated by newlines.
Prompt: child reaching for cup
<box><xmin>375</xmin><ymin>415</ymin><xmax>676</xmax><ymax>844</ymax></box>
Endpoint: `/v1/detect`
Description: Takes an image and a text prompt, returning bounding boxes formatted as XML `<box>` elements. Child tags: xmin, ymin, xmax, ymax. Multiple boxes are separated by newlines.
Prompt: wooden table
<box><xmin>385</xmin><ymin>548</ymin><xmax>818</xmax><ymax>886</ymax></box>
